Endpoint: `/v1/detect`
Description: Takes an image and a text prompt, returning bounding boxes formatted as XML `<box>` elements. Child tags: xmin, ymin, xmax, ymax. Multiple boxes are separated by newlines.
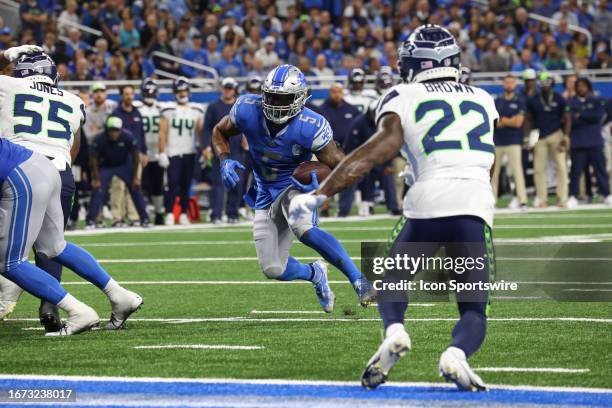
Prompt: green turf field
<box><xmin>1</xmin><ymin>208</ymin><xmax>611</xmax><ymax>390</ymax></box>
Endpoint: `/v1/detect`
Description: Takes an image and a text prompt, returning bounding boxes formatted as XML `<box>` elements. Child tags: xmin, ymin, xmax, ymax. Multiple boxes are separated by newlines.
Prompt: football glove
<box><xmin>290</xmin><ymin>171</ymin><xmax>319</xmax><ymax>193</ymax></box>
<box><xmin>4</xmin><ymin>45</ymin><xmax>44</xmax><ymax>62</ymax></box>
<box><xmin>288</xmin><ymin>193</ymin><xmax>327</xmax><ymax>225</ymax></box>
<box><xmin>221</xmin><ymin>159</ymin><xmax>245</xmax><ymax>189</ymax></box>
<box><xmin>157</xmin><ymin>152</ymin><xmax>170</xmax><ymax>169</ymax></box>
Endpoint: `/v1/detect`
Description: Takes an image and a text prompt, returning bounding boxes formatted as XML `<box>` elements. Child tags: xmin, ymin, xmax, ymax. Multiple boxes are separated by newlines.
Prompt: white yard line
<box><xmin>0</xmin><ymin>374</ymin><xmax>609</xmax><ymax>394</ymax></box>
<box><xmin>133</xmin><ymin>344</ymin><xmax>264</xmax><ymax>350</ymax></box>
<box><xmin>475</xmin><ymin>367</ymin><xmax>590</xmax><ymax>374</ymax></box>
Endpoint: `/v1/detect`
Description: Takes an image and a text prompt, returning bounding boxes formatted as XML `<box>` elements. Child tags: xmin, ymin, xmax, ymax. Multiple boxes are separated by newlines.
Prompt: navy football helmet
<box><xmin>398</xmin><ymin>24</ymin><xmax>461</xmax><ymax>83</ymax></box>
<box><xmin>141</xmin><ymin>78</ymin><xmax>158</xmax><ymax>105</ymax></box>
<box><xmin>348</xmin><ymin>68</ymin><xmax>365</xmax><ymax>92</ymax></box>
<box><xmin>173</xmin><ymin>76</ymin><xmax>190</xmax><ymax>103</ymax></box>
<box><xmin>460</xmin><ymin>66</ymin><xmax>472</xmax><ymax>85</ymax></box>
<box><xmin>13</xmin><ymin>51</ymin><xmax>58</xmax><ymax>86</ymax></box>
<box><xmin>376</xmin><ymin>66</ymin><xmax>394</xmax><ymax>93</ymax></box>
<box><xmin>246</xmin><ymin>75</ymin><xmax>263</xmax><ymax>94</ymax></box>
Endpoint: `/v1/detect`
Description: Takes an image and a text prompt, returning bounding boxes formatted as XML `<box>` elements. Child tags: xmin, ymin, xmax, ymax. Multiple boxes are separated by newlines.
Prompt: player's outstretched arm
<box><xmin>315</xmin><ymin>141</ymin><xmax>345</xmax><ymax>169</ymax></box>
<box><xmin>212</xmin><ymin>115</ymin><xmax>242</xmax><ymax>160</ymax></box>
<box><xmin>0</xmin><ymin>45</ymin><xmax>43</xmax><ymax>70</ymax></box>
<box><xmin>317</xmin><ymin>113</ymin><xmax>404</xmax><ymax>198</ymax></box>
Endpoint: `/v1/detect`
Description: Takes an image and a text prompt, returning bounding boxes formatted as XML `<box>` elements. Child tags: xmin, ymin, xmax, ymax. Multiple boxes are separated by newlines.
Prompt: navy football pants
<box><xmin>569</xmin><ymin>147</ymin><xmax>610</xmax><ymax>198</ymax></box>
<box><xmin>165</xmin><ymin>154</ymin><xmax>195</xmax><ymax>213</ymax></box>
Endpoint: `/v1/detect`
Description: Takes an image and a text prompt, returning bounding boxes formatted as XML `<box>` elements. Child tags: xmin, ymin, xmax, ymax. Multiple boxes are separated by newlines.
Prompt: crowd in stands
<box><xmin>0</xmin><ymin>0</ymin><xmax>610</xmax><ymax>82</ymax></box>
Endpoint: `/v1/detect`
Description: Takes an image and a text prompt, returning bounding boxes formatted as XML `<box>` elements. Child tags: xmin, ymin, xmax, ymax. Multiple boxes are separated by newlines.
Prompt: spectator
<box><xmin>149</xmin><ymin>28</ymin><xmax>180</xmax><ymax>75</ymax></box>
<box><xmin>219</xmin><ymin>12</ymin><xmax>245</xmax><ymax>40</ymax></box>
<box><xmin>491</xmin><ymin>75</ymin><xmax>528</xmax><ymax>209</ymax></box>
<box><xmin>120</xmin><ymin>18</ymin><xmax>141</xmax><ymax>51</ymax></box>
<box><xmin>204</xmin><ymin>78</ymin><xmax>244</xmax><ymax>224</ymax></box>
<box><xmin>588</xmin><ymin>43</ymin><xmax>611</xmax><ymax>69</ymax></box>
<box><xmin>20</xmin><ymin>0</ymin><xmax>48</xmax><ymax>43</ymax></box>
<box><xmin>511</xmin><ymin>49</ymin><xmax>542</xmax><ymax>72</ymax></box>
<box><xmin>593</xmin><ymin>0</ymin><xmax>612</xmax><ymax>40</ymax></box>
<box><xmin>86</xmin><ymin>117</ymin><xmax>149</xmax><ymax>228</ymax></box>
<box><xmin>567</xmin><ymin>78</ymin><xmax>612</xmax><ymax>207</ymax></box>
<box><xmin>481</xmin><ymin>38</ymin><xmax>510</xmax><ymax>72</ymax></box>
<box><xmin>255</xmin><ymin>36</ymin><xmax>280</xmax><ymax>70</ymax></box>
<box><xmin>171</xmin><ymin>28</ymin><xmax>191</xmax><ymax>58</ymax></box>
<box><xmin>140</xmin><ymin>12</ymin><xmax>158</xmax><ymax>50</ymax></box>
<box><xmin>214</xmin><ymin>45</ymin><xmax>245</xmax><ymax>78</ymax></box>
<box><xmin>58</xmin><ymin>0</ymin><xmax>80</xmax><ymax>35</ymax></box>
<box><xmin>525</xmin><ymin>72</ymin><xmax>572</xmax><ymax>208</ymax></box>
<box><xmin>182</xmin><ymin>33</ymin><xmax>208</xmax><ymax>77</ymax></box>
<box><xmin>313</xmin><ymin>54</ymin><xmax>334</xmax><ymax>78</ymax></box>
<box><xmin>316</xmin><ymin>83</ymin><xmax>360</xmax><ymax>146</ymax></box>
<box><xmin>553</xmin><ymin>1</ymin><xmax>579</xmax><ymax>26</ymax></box>
<box><xmin>248</xmin><ymin>57</ymin><xmax>267</xmax><ymax>78</ymax></box>
<box><xmin>205</xmin><ymin>35</ymin><xmax>221</xmax><ymax>67</ymax></box>
<box><xmin>535</xmin><ymin>0</ymin><xmax>556</xmax><ymax>18</ymax></box>
<box><xmin>66</xmin><ymin>28</ymin><xmax>90</xmax><ymax>59</ymax></box>
<box><xmin>71</xmin><ymin>57</ymin><xmax>91</xmax><ymax>81</ymax></box>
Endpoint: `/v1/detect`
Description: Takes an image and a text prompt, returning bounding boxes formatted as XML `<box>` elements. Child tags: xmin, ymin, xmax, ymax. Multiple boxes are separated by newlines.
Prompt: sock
<box><xmin>3</xmin><ymin>262</ymin><xmax>67</xmax><ymax>305</ymax></box>
<box><xmin>378</xmin><ymin>300</ymin><xmax>408</xmax><ymax>330</ymax></box>
<box><xmin>152</xmin><ymin>195</ymin><xmax>164</xmax><ymax>214</ymax></box>
<box><xmin>52</xmin><ymin>242</ymin><xmax>111</xmax><ymax>289</ymax></box>
<box><xmin>34</xmin><ymin>252</ymin><xmax>62</xmax><ymax>281</ymax></box>
<box><xmin>450</xmin><ymin>309</ymin><xmax>487</xmax><ymax>358</ymax></box>
<box><xmin>56</xmin><ymin>293</ymin><xmax>83</xmax><ymax>314</ymax></box>
<box><xmin>277</xmin><ymin>257</ymin><xmax>314</xmax><ymax>281</ymax></box>
<box><xmin>300</xmin><ymin>227</ymin><xmax>361</xmax><ymax>283</ymax></box>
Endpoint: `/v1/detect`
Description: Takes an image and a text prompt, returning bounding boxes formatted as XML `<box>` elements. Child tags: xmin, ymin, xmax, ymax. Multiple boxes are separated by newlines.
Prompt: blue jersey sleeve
<box><xmin>297</xmin><ymin>109</ymin><xmax>333</xmax><ymax>152</ymax></box>
<box><xmin>229</xmin><ymin>95</ymin><xmax>260</xmax><ymax>131</ymax></box>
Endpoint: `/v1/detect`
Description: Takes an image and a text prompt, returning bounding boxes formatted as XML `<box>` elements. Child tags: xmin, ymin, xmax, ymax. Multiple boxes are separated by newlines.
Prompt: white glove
<box><xmin>288</xmin><ymin>193</ymin><xmax>327</xmax><ymax>225</ymax></box>
<box><xmin>4</xmin><ymin>45</ymin><xmax>44</xmax><ymax>62</ymax></box>
<box><xmin>157</xmin><ymin>152</ymin><xmax>170</xmax><ymax>169</ymax></box>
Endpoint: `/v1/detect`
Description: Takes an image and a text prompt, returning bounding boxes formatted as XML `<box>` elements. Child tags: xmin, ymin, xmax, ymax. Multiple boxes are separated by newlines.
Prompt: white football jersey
<box><xmin>135</xmin><ymin>100</ymin><xmax>167</xmax><ymax>161</ymax></box>
<box><xmin>344</xmin><ymin>89</ymin><xmax>378</xmax><ymax>113</ymax></box>
<box><xmin>0</xmin><ymin>75</ymin><xmax>85</xmax><ymax>170</ymax></box>
<box><xmin>376</xmin><ymin>81</ymin><xmax>499</xmax><ymax>226</ymax></box>
<box><xmin>160</xmin><ymin>102</ymin><xmax>204</xmax><ymax>157</ymax></box>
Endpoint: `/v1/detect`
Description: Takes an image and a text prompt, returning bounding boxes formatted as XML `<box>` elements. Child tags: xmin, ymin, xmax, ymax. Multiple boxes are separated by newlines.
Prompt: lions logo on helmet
<box><xmin>262</xmin><ymin>64</ymin><xmax>309</xmax><ymax>124</ymax></box>
<box><xmin>398</xmin><ymin>24</ymin><xmax>461</xmax><ymax>83</ymax></box>
<box><xmin>173</xmin><ymin>76</ymin><xmax>190</xmax><ymax>104</ymax></box>
<box><xmin>13</xmin><ymin>51</ymin><xmax>58</xmax><ymax>86</ymax></box>
<box><xmin>141</xmin><ymin>77</ymin><xmax>158</xmax><ymax>106</ymax></box>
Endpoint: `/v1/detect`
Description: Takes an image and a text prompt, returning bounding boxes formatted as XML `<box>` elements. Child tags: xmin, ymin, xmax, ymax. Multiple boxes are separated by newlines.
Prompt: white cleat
<box><xmin>105</xmin><ymin>289</ymin><xmax>143</xmax><ymax>330</ymax></box>
<box><xmin>178</xmin><ymin>213</ymin><xmax>190</xmax><ymax>225</ymax></box>
<box><xmin>361</xmin><ymin>327</ymin><xmax>411</xmax><ymax>389</ymax></box>
<box><xmin>566</xmin><ymin>196</ymin><xmax>579</xmax><ymax>209</ymax></box>
<box><xmin>439</xmin><ymin>346</ymin><xmax>487</xmax><ymax>391</ymax></box>
<box><xmin>0</xmin><ymin>276</ymin><xmax>23</xmax><ymax>320</ymax></box>
<box><xmin>165</xmin><ymin>213</ymin><xmax>175</xmax><ymax>226</ymax></box>
<box><xmin>45</xmin><ymin>304</ymin><xmax>99</xmax><ymax>336</ymax></box>
<box><xmin>604</xmin><ymin>195</ymin><xmax>612</xmax><ymax>206</ymax></box>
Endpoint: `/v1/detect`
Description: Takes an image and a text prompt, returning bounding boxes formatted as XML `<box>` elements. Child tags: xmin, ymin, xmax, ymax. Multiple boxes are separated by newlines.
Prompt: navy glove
<box><xmin>221</xmin><ymin>159</ymin><xmax>245</xmax><ymax>190</ymax></box>
<box><xmin>291</xmin><ymin>171</ymin><xmax>319</xmax><ymax>193</ymax></box>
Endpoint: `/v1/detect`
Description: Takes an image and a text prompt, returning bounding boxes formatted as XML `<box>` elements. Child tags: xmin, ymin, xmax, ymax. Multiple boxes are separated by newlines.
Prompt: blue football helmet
<box><xmin>398</xmin><ymin>24</ymin><xmax>461</xmax><ymax>83</ymax></box>
<box><xmin>141</xmin><ymin>77</ymin><xmax>158</xmax><ymax>105</ymax></box>
<box><xmin>262</xmin><ymin>64</ymin><xmax>308</xmax><ymax>124</ymax></box>
<box><xmin>13</xmin><ymin>51</ymin><xmax>58</xmax><ymax>86</ymax></box>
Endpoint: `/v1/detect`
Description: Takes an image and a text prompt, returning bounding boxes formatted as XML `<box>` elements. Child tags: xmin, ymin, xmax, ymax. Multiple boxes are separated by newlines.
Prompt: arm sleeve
<box><xmin>229</xmin><ymin>95</ymin><xmax>248</xmax><ymax>131</ymax></box>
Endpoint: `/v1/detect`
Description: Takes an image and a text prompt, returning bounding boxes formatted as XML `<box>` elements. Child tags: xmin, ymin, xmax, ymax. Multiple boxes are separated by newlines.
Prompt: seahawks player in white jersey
<box><xmin>0</xmin><ymin>48</ymin><xmax>86</xmax><ymax>331</ymax></box>
<box><xmin>343</xmin><ymin>68</ymin><xmax>378</xmax><ymax>113</ymax></box>
<box><xmin>158</xmin><ymin>76</ymin><xmax>204</xmax><ymax>226</ymax></box>
<box><xmin>135</xmin><ymin>78</ymin><xmax>166</xmax><ymax>225</ymax></box>
<box><xmin>290</xmin><ymin>25</ymin><xmax>498</xmax><ymax>391</ymax></box>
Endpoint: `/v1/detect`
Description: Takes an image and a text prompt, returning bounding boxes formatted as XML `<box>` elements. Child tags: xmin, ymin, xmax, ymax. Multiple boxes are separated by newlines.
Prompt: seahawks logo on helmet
<box><xmin>398</xmin><ymin>24</ymin><xmax>461</xmax><ymax>84</ymax></box>
<box><xmin>13</xmin><ymin>51</ymin><xmax>58</xmax><ymax>86</ymax></box>
<box><xmin>141</xmin><ymin>77</ymin><xmax>158</xmax><ymax>105</ymax></box>
<box><xmin>173</xmin><ymin>76</ymin><xmax>190</xmax><ymax>104</ymax></box>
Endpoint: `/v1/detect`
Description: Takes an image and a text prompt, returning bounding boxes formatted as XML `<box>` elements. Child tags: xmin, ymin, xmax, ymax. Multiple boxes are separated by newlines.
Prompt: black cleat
<box><xmin>39</xmin><ymin>300</ymin><xmax>62</xmax><ymax>332</ymax></box>
<box><xmin>154</xmin><ymin>213</ymin><xmax>165</xmax><ymax>225</ymax></box>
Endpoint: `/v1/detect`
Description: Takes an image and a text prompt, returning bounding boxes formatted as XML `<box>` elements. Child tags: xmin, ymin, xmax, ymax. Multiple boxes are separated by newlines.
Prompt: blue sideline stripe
<box><xmin>0</xmin><ymin>378</ymin><xmax>610</xmax><ymax>406</ymax></box>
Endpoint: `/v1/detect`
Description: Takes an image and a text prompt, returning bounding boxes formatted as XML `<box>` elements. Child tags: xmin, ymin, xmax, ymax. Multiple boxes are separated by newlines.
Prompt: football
<box><xmin>292</xmin><ymin>161</ymin><xmax>332</xmax><ymax>185</ymax></box>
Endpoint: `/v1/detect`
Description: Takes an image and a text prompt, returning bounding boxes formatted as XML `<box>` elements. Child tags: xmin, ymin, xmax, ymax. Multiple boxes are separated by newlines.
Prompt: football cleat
<box><xmin>105</xmin><ymin>289</ymin><xmax>143</xmax><ymax>330</ymax></box>
<box><xmin>311</xmin><ymin>260</ymin><xmax>335</xmax><ymax>313</ymax></box>
<box><xmin>39</xmin><ymin>301</ymin><xmax>63</xmax><ymax>332</ymax></box>
<box><xmin>354</xmin><ymin>278</ymin><xmax>377</xmax><ymax>307</ymax></box>
<box><xmin>0</xmin><ymin>276</ymin><xmax>23</xmax><ymax>320</ymax></box>
<box><xmin>439</xmin><ymin>346</ymin><xmax>487</xmax><ymax>391</ymax></box>
<box><xmin>165</xmin><ymin>213</ymin><xmax>175</xmax><ymax>226</ymax></box>
<box><xmin>178</xmin><ymin>213</ymin><xmax>190</xmax><ymax>225</ymax></box>
<box><xmin>45</xmin><ymin>304</ymin><xmax>99</xmax><ymax>336</ymax></box>
<box><xmin>361</xmin><ymin>327</ymin><xmax>411</xmax><ymax>389</ymax></box>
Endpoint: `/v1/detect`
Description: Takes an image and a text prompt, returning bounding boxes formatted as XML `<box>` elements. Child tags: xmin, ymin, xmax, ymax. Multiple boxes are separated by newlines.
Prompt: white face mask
<box><xmin>144</xmin><ymin>97</ymin><xmax>156</xmax><ymax>106</ymax></box>
<box><xmin>176</xmin><ymin>95</ymin><xmax>189</xmax><ymax>104</ymax></box>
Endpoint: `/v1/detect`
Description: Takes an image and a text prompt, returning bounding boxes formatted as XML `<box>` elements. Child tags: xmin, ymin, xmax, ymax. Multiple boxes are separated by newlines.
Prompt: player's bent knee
<box><xmin>260</xmin><ymin>264</ymin><xmax>285</xmax><ymax>279</ymax></box>
<box><xmin>289</xmin><ymin>221</ymin><xmax>314</xmax><ymax>240</ymax></box>
<box><xmin>35</xmin><ymin>240</ymin><xmax>67</xmax><ymax>259</ymax></box>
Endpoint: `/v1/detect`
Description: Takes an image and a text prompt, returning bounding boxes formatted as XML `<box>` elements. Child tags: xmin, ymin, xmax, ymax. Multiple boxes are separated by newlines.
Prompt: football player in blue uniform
<box><xmin>212</xmin><ymin>64</ymin><xmax>375</xmax><ymax>312</ymax></box>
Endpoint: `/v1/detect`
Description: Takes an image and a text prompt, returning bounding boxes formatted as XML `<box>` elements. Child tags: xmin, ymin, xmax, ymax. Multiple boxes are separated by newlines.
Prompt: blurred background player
<box><xmin>491</xmin><ymin>74</ymin><xmax>528</xmax><ymax>210</ymax></box>
<box><xmin>86</xmin><ymin>117</ymin><xmax>148</xmax><ymax>228</ymax></box>
<box><xmin>212</xmin><ymin>64</ymin><xmax>376</xmax><ymax>312</ymax></box>
<box><xmin>0</xmin><ymin>47</ymin><xmax>84</xmax><ymax>332</ymax></box>
<box><xmin>136</xmin><ymin>78</ymin><xmax>166</xmax><ymax>225</ymax></box>
<box><xmin>158</xmin><ymin>76</ymin><xmax>204</xmax><ymax>225</ymax></box>
<box><xmin>204</xmin><ymin>77</ymin><xmax>243</xmax><ymax>224</ymax></box>
<box><xmin>290</xmin><ymin>25</ymin><xmax>497</xmax><ymax>392</ymax></box>
<box><xmin>343</xmin><ymin>67</ymin><xmax>378</xmax><ymax>113</ymax></box>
